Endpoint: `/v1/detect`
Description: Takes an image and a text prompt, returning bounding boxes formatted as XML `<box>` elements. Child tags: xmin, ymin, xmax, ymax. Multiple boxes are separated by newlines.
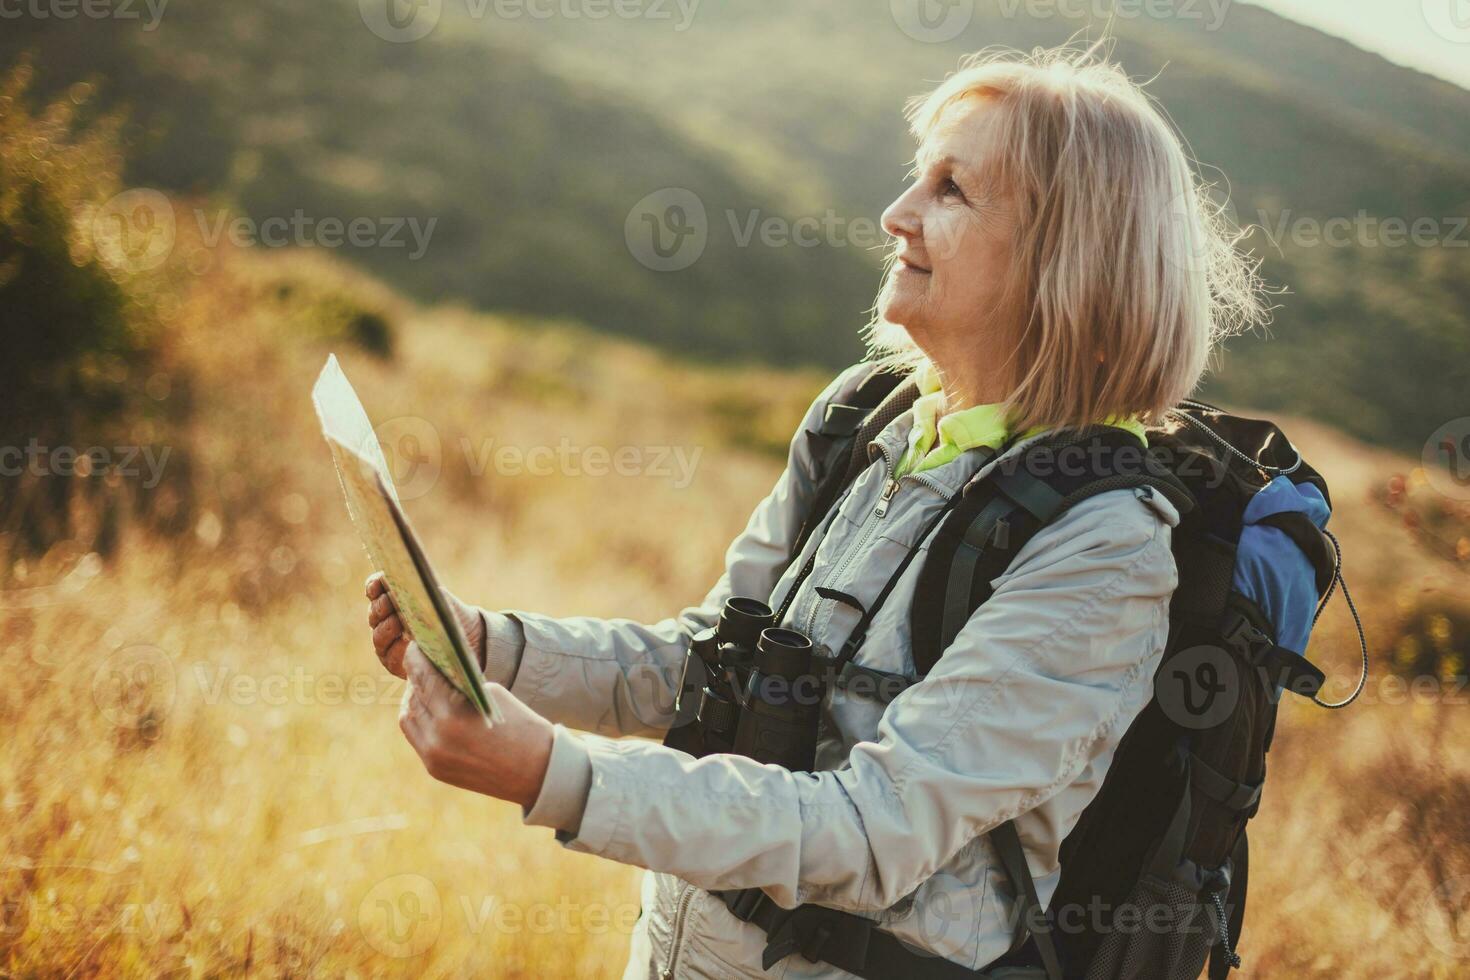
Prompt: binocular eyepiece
<box><xmin>749</xmin><ymin>627</ymin><xmax>815</xmax><ymax>680</ymax></box>
<box><xmin>733</xmin><ymin>626</ymin><xmax>821</xmax><ymax>771</ymax></box>
<box><xmin>717</xmin><ymin>597</ymin><xmax>777</xmax><ymax>653</ymax></box>
<box><xmin>664</xmin><ymin>596</ymin><xmax>825</xmax><ymax>772</ymax></box>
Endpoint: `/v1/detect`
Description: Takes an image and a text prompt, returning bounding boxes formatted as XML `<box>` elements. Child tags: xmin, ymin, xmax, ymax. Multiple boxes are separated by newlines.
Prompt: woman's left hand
<box><xmin>397</xmin><ymin>642</ymin><xmax>554</xmax><ymax>808</ymax></box>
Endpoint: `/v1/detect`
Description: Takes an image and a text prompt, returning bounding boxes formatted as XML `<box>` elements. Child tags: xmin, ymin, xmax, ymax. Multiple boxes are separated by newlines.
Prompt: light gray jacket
<box><xmin>475</xmin><ymin>364</ymin><xmax>1180</xmax><ymax>978</ymax></box>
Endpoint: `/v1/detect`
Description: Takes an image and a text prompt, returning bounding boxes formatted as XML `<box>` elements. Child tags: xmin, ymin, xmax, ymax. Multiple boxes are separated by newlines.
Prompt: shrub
<box><xmin>1388</xmin><ymin>593</ymin><xmax>1470</xmax><ymax>685</ymax></box>
<box><xmin>0</xmin><ymin>62</ymin><xmax>191</xmax><ymax>558</ymax></box>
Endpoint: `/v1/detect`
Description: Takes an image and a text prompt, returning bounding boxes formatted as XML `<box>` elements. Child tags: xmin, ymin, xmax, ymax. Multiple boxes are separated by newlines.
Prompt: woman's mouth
<box><xmin>897</xmin><ymin>255</ymin><xmax>932</xmax><ymax>274</ymax></box>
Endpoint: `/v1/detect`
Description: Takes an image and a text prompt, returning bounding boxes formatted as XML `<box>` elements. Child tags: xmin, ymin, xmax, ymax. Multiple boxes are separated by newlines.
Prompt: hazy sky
<box><xmin>1240</xmin><ymin>0</ymin><xmax>1470</xmax><ymax>89</ymax></box>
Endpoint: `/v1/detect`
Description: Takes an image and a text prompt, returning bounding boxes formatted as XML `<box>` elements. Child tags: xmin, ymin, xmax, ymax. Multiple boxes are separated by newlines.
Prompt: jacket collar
<box><xmin>867</xmin><ymin>407</ymin><xmax>1056</xmax><ymax>500</ymax></box>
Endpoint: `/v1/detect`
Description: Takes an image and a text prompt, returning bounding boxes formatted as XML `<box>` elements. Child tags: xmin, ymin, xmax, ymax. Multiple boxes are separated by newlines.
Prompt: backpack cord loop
<box><xmin>1310</xmin><ymin>528</ymin><xmax>1369</xmax><ymax>709</ymax></box>
<box><xmin>1209</xmin><ymin>890</ymin><xmax>1243</xmax><ymax>969</ymax></box>
<box><xmin>1165</xmin><ymin>403</ymin><xmax>1365</xmax><ymax>707</ymax></box>
<box><xmin>1170</xmin><ymin>402</ymin><xmax>1304</xmax><ymax>476</ymax></box>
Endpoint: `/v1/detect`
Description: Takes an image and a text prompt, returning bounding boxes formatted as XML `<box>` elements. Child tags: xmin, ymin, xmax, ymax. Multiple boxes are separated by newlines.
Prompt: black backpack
<box><xmin>713</xmin><ymin>364</ymin><xmax>1368</xmax><ymax>980</ymax></box>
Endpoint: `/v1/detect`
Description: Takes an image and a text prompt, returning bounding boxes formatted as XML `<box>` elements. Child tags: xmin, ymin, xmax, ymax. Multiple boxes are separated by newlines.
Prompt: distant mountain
<box><xmin>470</xmin><ymin>0</ymin><xmax>1470</xmax><ymax>450</ymax></box>
<box><xmin>2</xmin><ymin>0</ymin><xmax>875</xmax><ymax>365</ymax></box>
<box><xmin>5</xmin><ymin>0</ymin><xmax>1466</xmax><ymax>450</ymax></box>
<box><xmin>1147</xmin><ymin>3</ymin><xmax>1470</xmax><ymax>167</ymax></box>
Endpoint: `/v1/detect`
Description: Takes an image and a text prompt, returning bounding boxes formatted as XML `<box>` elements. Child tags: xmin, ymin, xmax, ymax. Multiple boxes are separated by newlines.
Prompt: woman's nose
<box><xmin>881</xmin><ymin>190</ymin><xmax>921</xmax><ymax>243</ymax></box>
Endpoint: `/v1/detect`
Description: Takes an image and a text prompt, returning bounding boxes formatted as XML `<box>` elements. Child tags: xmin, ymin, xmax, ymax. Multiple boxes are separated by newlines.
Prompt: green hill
<box><xmin>1</xmin><ymin>0</ymin><xmax>876</xmax><ymax>365</ymax></box>
<box><xmin>486</xmin><ymin>0</ymin><xmax>1470</xmax><ymax>449</ymax></box>
<box><xmin>5</xmin><ymin>0</ymin><xmax>1466</xmax><ymax>450</ymax></box>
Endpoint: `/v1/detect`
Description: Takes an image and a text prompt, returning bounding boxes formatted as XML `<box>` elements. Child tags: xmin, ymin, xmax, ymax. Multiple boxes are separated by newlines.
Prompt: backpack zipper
<box><xmin>661</xmin><ymin>882</ymin><xmax>697</xmax><ymax>979</ymax></box>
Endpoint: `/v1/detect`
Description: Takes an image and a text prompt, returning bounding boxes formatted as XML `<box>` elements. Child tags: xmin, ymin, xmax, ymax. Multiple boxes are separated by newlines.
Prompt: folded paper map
<box><xmin>312</xmin><ymin>354</ymin><xmax>500</xmax><ymax>722</ymax></box>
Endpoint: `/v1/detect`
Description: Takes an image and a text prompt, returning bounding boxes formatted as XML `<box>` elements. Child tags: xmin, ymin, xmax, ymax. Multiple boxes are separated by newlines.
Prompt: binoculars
<box><xmin>665</xmin><ymin>597</ymin><xmax>825</xmax><ymax>772</ymax></box>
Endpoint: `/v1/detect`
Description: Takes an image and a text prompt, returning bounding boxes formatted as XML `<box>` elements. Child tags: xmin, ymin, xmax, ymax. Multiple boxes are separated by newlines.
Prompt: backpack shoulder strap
<box><xmin>791</xmin><ymin>364</ymin><xmax>918</xmax><ymax>560</ymax></box>
<box><xmin>910</xmin><ymin>427</ymin><xmax>1195</xmax><ymax>676</ymax></box>
<box><xmin>991</xmin><ymin>819</ymin><xmax>1066</xmax><ymax>980</ymax></box>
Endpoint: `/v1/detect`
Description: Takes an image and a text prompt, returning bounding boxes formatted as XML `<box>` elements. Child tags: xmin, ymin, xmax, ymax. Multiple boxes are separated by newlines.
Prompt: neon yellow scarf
<box><xmin>893</xmin><ymin>364</ymin><xmax>1148</xmax><ymax>479</ymax></box>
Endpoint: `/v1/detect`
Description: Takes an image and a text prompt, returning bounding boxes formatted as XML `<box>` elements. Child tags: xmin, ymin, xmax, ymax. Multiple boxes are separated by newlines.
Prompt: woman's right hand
<box><xmin>365</xmin><ymin>573</ymin><xmax>485</xmax><ymax>678</ymax></box>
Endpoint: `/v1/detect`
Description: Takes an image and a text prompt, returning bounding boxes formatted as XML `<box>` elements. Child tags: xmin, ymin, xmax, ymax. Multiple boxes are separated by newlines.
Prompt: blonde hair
<box><xmin>863</xmin><ymin>41</ymin><xmax>1267</xmax><ymax>431</ymax></box>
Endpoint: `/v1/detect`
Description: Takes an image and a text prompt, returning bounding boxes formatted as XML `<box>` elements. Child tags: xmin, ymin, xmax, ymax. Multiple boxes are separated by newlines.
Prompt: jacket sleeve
<box><xmin>473</xmin><ymin>363</ymin><xmax>871</xmax><ymax>738</ymax></box>
<box><xmin>525</xmin><ymin>489</ymin><xmax>1178</xmax><ymax>912</ymax></box>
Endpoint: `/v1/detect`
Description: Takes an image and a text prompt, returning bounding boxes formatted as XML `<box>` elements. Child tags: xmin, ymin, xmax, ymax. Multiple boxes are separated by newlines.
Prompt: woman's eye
<box><xmin>940</xmin><ymin>177</ymin><xmax>964</xmax><ymax>199</ymax></box>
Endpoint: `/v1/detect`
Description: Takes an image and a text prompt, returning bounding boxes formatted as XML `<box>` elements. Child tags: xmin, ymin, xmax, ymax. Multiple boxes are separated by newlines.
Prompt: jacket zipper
<box><xmin>661</xmin><ymin>882</ymin><xmax>697</xmax><ymax>979</ymax></box>
<box><xmin>804</xmin><ymin>445</ymin><xmax>894</xmax><ymax>637</ymax></box>
<box><xmin>802</xmin><ymin>445</ymin><xmax>954</xmax><ymax>640</ymax></box>
<box><xmin>873</xmin><ymin>473</ymin><xmax>901</xmax><ymax>517</ymax></box>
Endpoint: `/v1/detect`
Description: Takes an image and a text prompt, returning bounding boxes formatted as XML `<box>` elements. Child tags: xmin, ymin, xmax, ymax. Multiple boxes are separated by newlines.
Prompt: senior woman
<box><xmin>366</xmin><ymin>44</ymin><xmax>1263</xmax><ymax>979</ymax></box>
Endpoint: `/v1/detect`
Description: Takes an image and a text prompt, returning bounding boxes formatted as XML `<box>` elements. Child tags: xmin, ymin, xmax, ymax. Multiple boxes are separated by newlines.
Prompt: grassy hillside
<box><xmin>0</xmin><ymin>0</ymin><xmax>875</xmax><ymax>366</ymax></box>
<box><xmin>3</xmin><ymin>74</ymin><xmax>1470</xmax><ymax>972</ymax></box>
<box><xmin>1148</xmin><ymin>1</ymin><xmax>1470</xmax><ymax>164</ymax></box>
<box><xmin>484</xmin><ymin>0</ymin><xmax>1470</xmax><ymax>452</ymax></box>
<box><xmin>5</xmin><ymin>215</ymin><xmax>1470</xmax><ymax>977</ymax></box>
<box><xmin>7</xmin><ymin>3</ymin><xmax>1470</xmax><ymax>968</ymax></box>
<box><xmin>3</xmin><ymin>0</ymin><xmax>1468</xmax><ymax>453</ymax></box>
<box><xmin>492</xmin><ymin>0</ymin><xmax>1470</xmax><ymax>217</ymax></box>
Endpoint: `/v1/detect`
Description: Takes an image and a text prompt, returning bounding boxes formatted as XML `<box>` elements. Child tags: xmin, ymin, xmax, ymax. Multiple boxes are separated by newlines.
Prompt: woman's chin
<box><xmin>876</xmin><ymin>289</ymin><xmax>918</xmax><ymax>330</ymax></box>
<box><xmin>876</xmin><ymin>290</ymin><xmax>902</xmax><ymax>326</ymax></box>
<box><xmin>879</xmin><ymin>273</ymin><xmax>930</xmax><ymax>324</ymax></box>
<box><xmin>866</xmin><ymin>313</ymin><xmax>919</xmax><ymax>354</ymax></box>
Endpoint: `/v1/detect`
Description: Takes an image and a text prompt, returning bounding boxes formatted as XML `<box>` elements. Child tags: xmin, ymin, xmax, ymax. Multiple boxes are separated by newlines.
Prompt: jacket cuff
<box><xmin>480</xmin><ymin>611</ymin><xmax>526</xmax><ymax>688</ymax></box>
<box><xmin>521</xmin><ymin>724</ymin><xmax>593</xmax><ymax>834</ymax></box>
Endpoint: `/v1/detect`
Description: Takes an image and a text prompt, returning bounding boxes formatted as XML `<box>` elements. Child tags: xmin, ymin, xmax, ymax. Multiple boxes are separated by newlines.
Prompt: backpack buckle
<box><xmin>819</xmin><ymin>402</ymin><xmax>870</xmax><ymax>437</ymax></box>
<box><xmin>727</xmin><ymin>887</ymin><xmax>767</xmax><ymax>921</ymax></box>
<box><xmin>1222</xmin><ymin>611</ymin><xmax>1326</xmax><ymax>699</ymax></box>
<box><xmin>1200</xmin><ymin>861</ymin><xmax>1233</xmax><ymax>896</ymax></box>
<box><xmin>760</xmin><ymin>905</ymin><xmax>868</xmax><ymax>969</ymax></box>
<box><xmin>1222</xmin><ymin>613</ymin><xmax>1270</xmax><ymax>658</ymax></box>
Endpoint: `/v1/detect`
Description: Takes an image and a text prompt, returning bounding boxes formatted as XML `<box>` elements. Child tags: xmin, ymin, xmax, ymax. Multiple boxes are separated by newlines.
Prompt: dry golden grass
<box><xmin>0</xmin><ymin>246</ymin><xmax>823</xmax><ymax>978</ymax></box>
<box><xmin>3</xmin><ymin>248</ymin><xmax>1468</xmax><ymax>978</ymax></box>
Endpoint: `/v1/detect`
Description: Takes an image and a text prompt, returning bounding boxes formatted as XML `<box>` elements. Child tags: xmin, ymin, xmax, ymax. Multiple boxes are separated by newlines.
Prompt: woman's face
<box><xmin>878</xmin><ymin>97</ymin><xmax>1021</xmax><ymax>370</ymax></box>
